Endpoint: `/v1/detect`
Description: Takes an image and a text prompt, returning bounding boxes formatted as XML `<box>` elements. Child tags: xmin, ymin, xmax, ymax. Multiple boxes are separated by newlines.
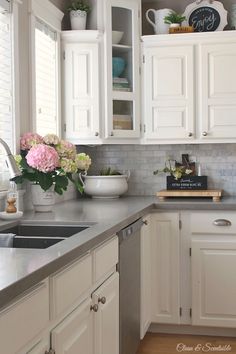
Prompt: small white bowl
<box><xmin>112</xmin><ymin>31</ymin><xmax>124</xmax><ymax>44</ymax></box>
<box><xmin>0</xmin><ymin>211</ymin><xmax>23</xmax><ymax>220</ymax></box>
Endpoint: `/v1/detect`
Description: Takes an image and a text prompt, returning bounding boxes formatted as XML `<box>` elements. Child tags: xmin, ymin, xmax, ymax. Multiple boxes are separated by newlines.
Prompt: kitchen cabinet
<box><xmin>62</xmin><ymin>31</ymin><xmax>102</xmax><ymax>144</ymax></box>
<box><xmin>151</xmin><ymin>212</ymin><xmax>180</xmax><ymax>324</ymax></box>
<box><xmin>26</xmin><ymin>338</ymin><xmax>50</xmax><ymax>354</ymax></box>
<box><xmin>93</xmin><ymin>272</ymin><xmax>119</xmax><ymax>354</ymax></box>
<box><xmin>142</xmin><ymin>31</ymin><xmax>236</xmax><ymax>143</ymax></box>
<box><xmin>140</xmin><ymin>214</ymin><xmax>152</xmax><ymax>338</ymax></box>
<box><xmin>191</xmin><ymin>212</ymin><xmax>236</xmax><ymax>328</ymax></box>
<box><xmin>143</xmin><ymin>45</ymin><xmax>194</xmax><ymax>141</ymax></box>
<box><xmin>103</xmin><ymin>0</ymin><xmax>141</xmax><ymax>139</ymax></box>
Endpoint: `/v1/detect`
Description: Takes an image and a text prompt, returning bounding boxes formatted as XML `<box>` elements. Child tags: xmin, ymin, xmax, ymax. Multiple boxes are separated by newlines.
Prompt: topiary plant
<box><xmin>164</xmin><ymin>11</ymin><xmax>186</xmax><ymax>25</ymax></box>
<box><xmin>67</xmin><ymin>0</ymin><xmax>91</xmax><ymax>13</ymax></box>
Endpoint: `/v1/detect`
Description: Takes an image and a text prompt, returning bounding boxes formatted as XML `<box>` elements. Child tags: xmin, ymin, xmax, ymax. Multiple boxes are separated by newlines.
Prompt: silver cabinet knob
<box><xmin>90</xmin><ymin>304</ymin><xmax>99</xmax><ymax>312</ymax></box>
<box><xmin>95</xmin><ymin>132</ymin><xmax>99</xmax><ymax>137</ymax></box>
<box><xmin>202</xmin><ymin>131</ymin><xmax>208</xmax><ymax>136</ymax></box>
<box><xmin>110</xmin><ymin>131</ymin><xmax>114</xmax><ymax>136</ymax></box>
<box><xmin>188</xmin><ymin>132</ymin><xmax>193</xmax><ymax>137</ymax></box>
<box><xmin>213</xmin><ymin>219</ymin><xmax>231</xmax><ymax>227</ymax></box>
<box><xmin>98</xmin><ymin>296</ymin><xmax>106</xmax><ymax>304</ymax></box>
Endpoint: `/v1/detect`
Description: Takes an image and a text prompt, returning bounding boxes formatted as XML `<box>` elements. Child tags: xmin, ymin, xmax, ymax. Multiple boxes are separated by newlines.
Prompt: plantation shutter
<box><xmin>35</xmin><ymin>17</ymin><xmax>58</xmax><ymax>136</ymax></box>
<box><xmin>0</xmin><ymin>1</ymin><xmax>13</xmax><ymax>190</ymax></box>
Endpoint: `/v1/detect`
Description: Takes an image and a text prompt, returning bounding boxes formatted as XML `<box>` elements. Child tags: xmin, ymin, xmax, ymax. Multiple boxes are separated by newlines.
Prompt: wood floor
<box><xmin>137</xmin><ymin>333</ymin><xmax>236</xmax><ymax>354</ymax></box>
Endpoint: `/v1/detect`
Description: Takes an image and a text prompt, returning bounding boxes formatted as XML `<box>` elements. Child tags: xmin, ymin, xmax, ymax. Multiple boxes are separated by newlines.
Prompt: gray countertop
<box><xmin>1</xmin><ymin>195</ymin><xmax>236</xmax><ymax>309</ymax></box>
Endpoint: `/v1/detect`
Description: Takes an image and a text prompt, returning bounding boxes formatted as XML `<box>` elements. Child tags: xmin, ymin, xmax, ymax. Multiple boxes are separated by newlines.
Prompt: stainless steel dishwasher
<box><xmin>117</xmin><ymin>218</ymin><xmax>143</xmax><ymax>354</ymax></box>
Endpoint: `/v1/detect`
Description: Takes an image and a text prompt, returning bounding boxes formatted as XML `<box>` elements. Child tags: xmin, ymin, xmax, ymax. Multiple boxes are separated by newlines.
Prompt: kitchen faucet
<box><xmin>0</xmin><ymin>138</ymin><xmax>22</xmax><ymax>179</ymax></box>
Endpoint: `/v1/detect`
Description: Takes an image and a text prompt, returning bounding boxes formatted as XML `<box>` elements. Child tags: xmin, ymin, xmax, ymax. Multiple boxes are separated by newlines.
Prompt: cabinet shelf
<box><xmin>112</xmin><ymin>44</ymin><xmax>132</xmax><ymax>54</ymax></box>
<box><xmin>112</xmin><ymin>91</ymin><xmax>134</xmax><ymax>100</ymax></box>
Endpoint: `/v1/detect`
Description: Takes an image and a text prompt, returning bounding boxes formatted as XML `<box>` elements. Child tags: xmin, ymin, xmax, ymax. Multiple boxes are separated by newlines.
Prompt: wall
<box><xmin>83</xmin><ymin>144</ymin><xmax>236</xmax><ymax>196</ymax></box>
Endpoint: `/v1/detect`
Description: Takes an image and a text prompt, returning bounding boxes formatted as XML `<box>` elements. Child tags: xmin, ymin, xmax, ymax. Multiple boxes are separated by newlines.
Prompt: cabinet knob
<box><xmin>110</xmin><ymin>131</ymin><xmax>114</xmax><ymax>136</ymax></box>
<box><xmin>90</xmin><ymin>304</ymin><xmax>99</xmax><ymax>312</ymax></box>
<box><xmin>95</xmin><ymin>132</ymin><xmax>99</xmax><ymax>137</ymax></box>
<box><xmin>202</xmin><ymin>131</ymin><xmax>208</xmax><ymax>137</ymax></box>
<box><xmin>98</xmin><ymin>296</ymin><xmax>106</xmax><ymax>304</ymax></box>
<box><xmin>143</xmin><ymin>220</ymin><xmax>148</xmax><ymax>225</ymax></box>
<box><xmin>188</xmin><ymin>132</ymin><xmax>193</xmax><ymax>137</ymax></box>
<box><xmin>213</xmin><ymin>219</ymin><xmax>232</xmax><ymax>227</ymax></box>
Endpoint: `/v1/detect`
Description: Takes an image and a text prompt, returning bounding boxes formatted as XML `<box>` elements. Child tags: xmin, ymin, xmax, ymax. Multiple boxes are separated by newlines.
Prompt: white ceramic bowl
<box><xmin>80</xmin><ymin>173</ymin><xmax>129</xmax><ymax>199</ymax></box>
<box><xmin>112</xmin><ymin>31</ymin><xmax>124</xmax><ymax>44</ymax></box>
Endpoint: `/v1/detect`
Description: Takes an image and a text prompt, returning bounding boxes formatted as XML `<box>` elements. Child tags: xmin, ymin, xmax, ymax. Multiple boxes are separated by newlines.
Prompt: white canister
<box><xmin>70</xmin><ymin>10</ymin><xmax>87</xmax><ymax>30</ymax></box>
<box><xmin>146</xmin><ymin>8</ymin><xmax>173</xmax><ymax>34</ymax></box>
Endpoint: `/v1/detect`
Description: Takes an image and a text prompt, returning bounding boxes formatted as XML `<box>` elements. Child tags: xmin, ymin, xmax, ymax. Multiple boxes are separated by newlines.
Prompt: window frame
<box><xmin>29</xmin><ymin>0</ymin><xmax>63</xmax><ymax>137</ymax></box>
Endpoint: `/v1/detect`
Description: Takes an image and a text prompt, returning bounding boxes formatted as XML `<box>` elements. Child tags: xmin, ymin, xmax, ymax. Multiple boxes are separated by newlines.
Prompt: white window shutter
<box><xmin>35</xmin><ymin>17</ymin><xmax>58</xmax><ymax>136</ymax></box>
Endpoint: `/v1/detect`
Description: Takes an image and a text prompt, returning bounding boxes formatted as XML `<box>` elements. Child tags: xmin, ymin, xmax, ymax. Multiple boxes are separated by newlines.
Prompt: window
<box><xmin>30</xmin><ymin>0</ymin><xmax>63</xmax><ymax>137</ymax></box>
<box><xmin>35</xmin><ymin>18</ymin><xmax>58</xmax><ymax>136</ymax></box>
<box><xmin>0</xmin><ymin>0</ymin><xmax>14</xmax><ymax>189</ymax></box>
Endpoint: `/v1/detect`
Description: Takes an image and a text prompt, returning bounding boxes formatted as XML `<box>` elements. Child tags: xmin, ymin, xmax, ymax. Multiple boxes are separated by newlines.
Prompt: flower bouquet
<box><xmin>14</xmin><ymin>133</ymin><xmax>91</xmax><ymax>195</ymax></box>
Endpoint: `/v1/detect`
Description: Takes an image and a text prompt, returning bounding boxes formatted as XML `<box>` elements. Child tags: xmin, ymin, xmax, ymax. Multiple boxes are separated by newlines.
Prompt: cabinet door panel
<box><xmin>51</xmin><ymin>298</ymin><xmax>93</xmax><ymax>354</ymax></box>
<box><xmin>200</xmin><ymin>43</ymin><xmax>236</xmax><ymax>139</ymax></box>
<box><xmin>145</xmin><ymin>46</ymin><xmax>194</xmax><ymax>140</ymax></box>
<box><xmin>151</xmin><ymin>213</ymin><xmax>180</xmax><ymax>324</ymax></box>
<box><xmin>63</xmin><ymin>42</ymin><xmax>100</xmax><ymax>140</ymax></box>
<box><xmin>93</xmin><ymin>272</ymin><xmax>119</xmax><ymax>354</ymax></box>
<box><xmin>192</xmin><ymin>239</ymin><xmax>236</xmax><ymax>327</ymax></box>
<box><xmin>26</xmin><ymin>338</ymin><xmax>50</xmax><ymax>354</ymax></box>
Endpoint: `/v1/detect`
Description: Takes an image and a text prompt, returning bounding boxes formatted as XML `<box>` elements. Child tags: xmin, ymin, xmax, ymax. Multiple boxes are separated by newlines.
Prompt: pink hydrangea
<box><xmin>26</xmin><ymin>144</ymin><xmax>59</xmax><ymax>173</ymax></box>
<box><xmin>56</xmin><ymin>140</ymin><xmax>76</xmax><ymax>159</ymax></box>
<box><xmin>20</xmin><ymin>132</ymin><xmax>44</xmax><ymax>150</ymax></box>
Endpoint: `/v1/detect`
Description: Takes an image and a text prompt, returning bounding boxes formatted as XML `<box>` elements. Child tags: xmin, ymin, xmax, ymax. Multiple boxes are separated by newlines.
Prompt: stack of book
<box><xmin>113</xmin><ymin>77</ymin><xmax>131</xmax><ymax>92</ymax></box>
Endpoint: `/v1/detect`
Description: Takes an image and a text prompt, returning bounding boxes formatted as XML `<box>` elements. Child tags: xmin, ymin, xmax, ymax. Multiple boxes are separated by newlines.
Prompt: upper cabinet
<box><xmin>103</xmin><ymin>0</ymin><xmax>141</xmax><ymax>139</ymax></box>
<box><xmin>142</xmin><ymin>31</ymin><xmax>236</xmax><ymax>144</ymax></box>
<box><xmin>62</xmin><ymin>31</ymin><xmax>102</xmax><ymax>144</ymax></box>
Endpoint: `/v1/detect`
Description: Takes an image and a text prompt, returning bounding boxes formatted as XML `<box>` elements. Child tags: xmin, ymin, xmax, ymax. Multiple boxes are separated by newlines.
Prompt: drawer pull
<box><xmin>98</xmin><ymin>296</ymin><xmax>106</xmax><ymax>304</ymax></box>
<box><xmin>90</xmin><ymin>304</ymin><xmax>99</xmax><ymax>312</ymax></box>
<box><xmin>213</xmin><ymin>219</ymin><xmax>232</xmax><ymax>227</ymax></box>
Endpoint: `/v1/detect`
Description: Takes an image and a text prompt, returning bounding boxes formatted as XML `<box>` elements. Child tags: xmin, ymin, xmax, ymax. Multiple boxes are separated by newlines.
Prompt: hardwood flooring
<box><xmin>137</xmin><ymin>333</ymin><xmax>236</xmax><ymax>354</ymax></box>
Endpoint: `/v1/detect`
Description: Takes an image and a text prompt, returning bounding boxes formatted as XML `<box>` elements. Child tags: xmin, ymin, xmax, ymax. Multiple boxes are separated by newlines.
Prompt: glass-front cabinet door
<box><xmin>104</xmin><ymin>0</ymin><xmax>140</xmax><ymax>139</ymax></box>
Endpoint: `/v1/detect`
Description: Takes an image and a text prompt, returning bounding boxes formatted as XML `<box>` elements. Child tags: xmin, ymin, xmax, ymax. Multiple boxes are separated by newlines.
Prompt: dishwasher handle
<box><xmin>117</xmin><ymin>218</ymin><xmax>143</xmax><ymax>242</ymax></box>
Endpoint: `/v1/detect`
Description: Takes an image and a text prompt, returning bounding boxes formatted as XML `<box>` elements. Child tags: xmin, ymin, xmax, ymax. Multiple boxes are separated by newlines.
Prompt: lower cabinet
<box><xmin>27</xmin><ymin>339</ymin><xmax>50</xmax><ymax>354</ymax></box>
<box><xmin>192</xmin><ymin>238</ymin><xmax>236</xmax><ymax>328</ymax></box>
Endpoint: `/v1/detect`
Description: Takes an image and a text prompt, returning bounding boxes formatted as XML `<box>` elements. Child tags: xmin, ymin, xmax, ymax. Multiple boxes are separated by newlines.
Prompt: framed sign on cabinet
<box><xmin>183</xmin><ymin>0</ymin><xmax>228</xmax><ymax>32</ymax></box>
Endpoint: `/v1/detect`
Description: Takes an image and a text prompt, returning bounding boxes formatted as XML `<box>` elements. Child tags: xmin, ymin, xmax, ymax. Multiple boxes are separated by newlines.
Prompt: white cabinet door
<box><xmin>26</xmin><ymin>338</ymin><xmax>50</xmax><ymax>354</ymax></box>
<box><xmin>144</xmin><ymin>45</ymin><xmax>194</xmax><ymax>141</ymax></box>
<box><xmin>93</xmin><ymin>272</ymin><xmax>119</xmax><ymax>354</ymax></box>
<box><xmin>192</xmin><ymin>238</ymin><xmax>236</xmax><ymax>328</ymax></box>
<box><xmin>140</xmin><ymin>214</ymin><xmax>152</xmax><ymax>339</ymax></box>
<box><xmin>151</xmin><ymin>213</ymin><xmax>180</xmax><ymax>324</ymax></box>
<box><xmin>200</xmin><ymin>43</ymin><xmax>236</xmax><ymax>139</ymax></box>
<box><xmin>63</xmin><ymin>42</ymin><xmax>100</xmax><ymax>141</ymax></box>
<box><xmin>51</xmin><ymin>298</ymin><xmax>93</xmax><ymax>354</ymax></box>
<box><xmin>104</xmin><ymin>0</ymin><xmax>140</xmax><ymax>139</ymax></box>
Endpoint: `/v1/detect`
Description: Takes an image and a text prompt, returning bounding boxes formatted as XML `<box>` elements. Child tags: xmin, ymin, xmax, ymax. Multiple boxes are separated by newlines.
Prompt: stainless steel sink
<box><xmin>0</xmin><ymin>224</ymin><xmax>90</xmax><ymax>249</ymax></box>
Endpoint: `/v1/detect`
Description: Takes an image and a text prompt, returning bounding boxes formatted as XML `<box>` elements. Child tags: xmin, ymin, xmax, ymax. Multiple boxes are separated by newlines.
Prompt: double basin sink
<box><xmin>0</xmin><ymin>224</ymin><xmax>90</xmax><ymax>249</ymax></box>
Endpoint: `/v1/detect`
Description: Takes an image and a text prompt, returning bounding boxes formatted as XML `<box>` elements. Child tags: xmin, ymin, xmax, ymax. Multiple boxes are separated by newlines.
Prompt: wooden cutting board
<box><xmin>157</xmin><ymin>189</ymin><xmax>222</xmax><ymax>202</ymax></box>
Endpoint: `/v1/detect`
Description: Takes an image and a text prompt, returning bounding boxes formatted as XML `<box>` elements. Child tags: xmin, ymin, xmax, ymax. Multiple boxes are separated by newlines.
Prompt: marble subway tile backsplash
<box><xmin>81</xmin><ymin>144</ymin><xmax>236</xmax><ymax>196</ymax></box>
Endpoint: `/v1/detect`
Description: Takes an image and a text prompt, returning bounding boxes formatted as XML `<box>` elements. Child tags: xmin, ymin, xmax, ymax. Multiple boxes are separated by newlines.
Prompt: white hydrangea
<box><xmin>75</xmin><ymin>153</ymin><xmax>92</xmax><ymax>171</ymax></box>
<box><xmin>43</xmin><ymin>134</ymin><xmax>60</xmax><ymax>145</ymax></box>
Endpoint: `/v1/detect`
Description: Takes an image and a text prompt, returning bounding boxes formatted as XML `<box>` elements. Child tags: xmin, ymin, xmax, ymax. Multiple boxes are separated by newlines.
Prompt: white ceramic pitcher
<box><xmin>146</xmin><ymin>8</ymin><xmax>173</xmax><ymax>34</ymax></box>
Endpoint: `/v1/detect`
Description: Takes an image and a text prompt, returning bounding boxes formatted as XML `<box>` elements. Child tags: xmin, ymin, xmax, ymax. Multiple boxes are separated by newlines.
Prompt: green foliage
<box><xmin>100</xmin><ymin>167</ymin><xmax>122</xmax><ymax>176</ymax></box>
<box><xmin>164</xmin><ymin>11</ymin><xmax>186</xmax><ymax>24</ymax></box>
<box><xmin>153</xmin><ymin>159</ymin><xmax>192</xmax><ymax>180</ymax></box>
<box><xmin>67</xmin><ymin>0</ymin><xmax>91</xmax><ymax>13</ymax></box>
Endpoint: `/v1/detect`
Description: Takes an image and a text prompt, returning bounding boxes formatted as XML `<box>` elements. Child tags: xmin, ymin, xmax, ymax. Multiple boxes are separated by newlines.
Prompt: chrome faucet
<box><xmin>0</xmin><ymin>138</ymin><xmax>22</xmax><ymax>179</ymax></box>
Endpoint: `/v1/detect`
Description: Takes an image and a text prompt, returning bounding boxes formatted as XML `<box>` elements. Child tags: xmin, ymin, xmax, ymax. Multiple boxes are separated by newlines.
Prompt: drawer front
<box><xmin>0</xmin><ymin>280</ymin><xmax>49</xmax><ymax>354</ymax></box>
<box><xmin>191</xmin><ymin>212</ymin><xmax>236</xmax><ymax>234</ymax></box>
<box><xmin>93</xmin><ymin>236</ymin><xmax>118</xmax><ymax>283</ymax></box>
<box><xmin>51</xmin><ymin>253</ymin><xmax>92</xmax><ymax>319</ymax></box>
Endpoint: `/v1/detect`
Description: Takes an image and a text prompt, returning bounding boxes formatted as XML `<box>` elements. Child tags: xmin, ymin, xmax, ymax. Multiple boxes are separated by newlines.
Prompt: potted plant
<box><xmin>164</xmin><ymin>11</ymin><xmax>186</xmax><ymax>28</ymax></box>
<box><xmin>14</xmin><ymin>133</ymin><xmax>91</xmax><ymax>211</ymax></box>
<box><xmin>79</xmin><ymin>167</ymin><xmax>130</xmax><ymax>199</ymax></box>
<box><xmin>67</xmin><ymin>0</ymin><xmax>91</xmax><ymax>30</ymax></box>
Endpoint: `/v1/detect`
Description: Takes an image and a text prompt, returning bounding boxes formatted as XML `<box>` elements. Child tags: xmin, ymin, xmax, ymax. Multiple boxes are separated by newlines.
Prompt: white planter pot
<box><xmin>169</xmin><ymin>23</ymin><xmax>181</xmax><ymax>28</ymax></box>
<box><xmin>70</xmin><ymin>10</ymin><xmax>87</xmax><ymax>30</ymax></box>
<box><xmin>80</xmin><ymin>173</ymin><xmax>130</xmax><ymax>199</ymax></box>
<box><xmin>31</xmin><ymin>184</ymin><xmax>55</xmax><ymax>212</ymax></box>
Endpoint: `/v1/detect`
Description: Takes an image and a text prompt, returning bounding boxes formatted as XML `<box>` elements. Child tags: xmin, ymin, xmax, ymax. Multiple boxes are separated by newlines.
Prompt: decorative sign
<box><xmin>183</xmin><ymin>1</ymin><xmax>228</xmax><ymax>32</ymax></box>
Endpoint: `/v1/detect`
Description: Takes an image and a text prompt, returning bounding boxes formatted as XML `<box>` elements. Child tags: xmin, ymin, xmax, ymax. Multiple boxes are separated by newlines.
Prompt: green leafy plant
<box><xmin>100</xmin><ymin>167</ymin><xmax>122</xmax><ymax>176</ymax></box>
<box><xmin>153</xmin><ymin>159</ymin><xmax>192</xmax><ymax>180</ymax></box>
<box><xmin>164</xmin><ymin>11</ymin><xmax>186</xmax><ymax>24</ymax></box>
<box><xmin>67</xmin><ymin>0</ymin><xmax>91</xmax><ymax>13</ymax></box>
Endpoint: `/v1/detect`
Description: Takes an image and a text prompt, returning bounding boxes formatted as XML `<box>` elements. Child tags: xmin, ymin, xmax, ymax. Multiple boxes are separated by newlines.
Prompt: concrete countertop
<box><xmin>1</xmin><ymin>195</ymin><xmax>236</xmax><ymax>310</ymax></box>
